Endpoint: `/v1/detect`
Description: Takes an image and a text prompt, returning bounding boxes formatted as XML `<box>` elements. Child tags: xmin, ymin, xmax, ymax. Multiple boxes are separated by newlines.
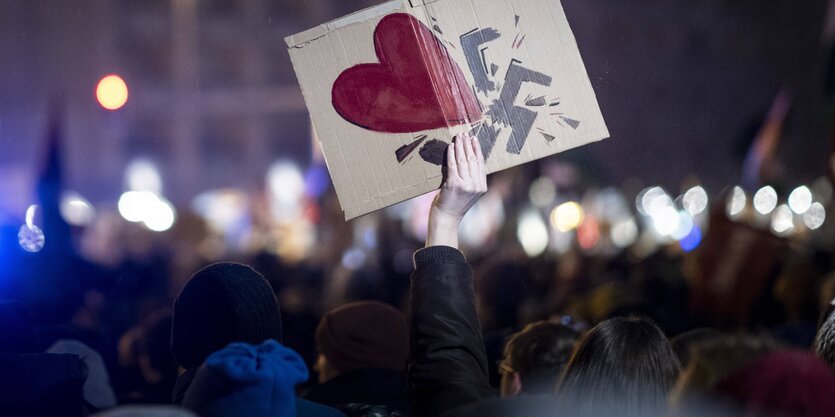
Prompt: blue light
<box><xmin>0</xmin><ymin>225</ymin><xmax>13</xmax><ymax>272</ymax></box>
<box><xmin>304</xmin><ymin>164</ymin><xmax>331</xmax><ymax>199</ymax></box>
<box><xmin>679</xmin><ymin>224</ymin><xmax>702</xmax><ymax>253</ymax></box>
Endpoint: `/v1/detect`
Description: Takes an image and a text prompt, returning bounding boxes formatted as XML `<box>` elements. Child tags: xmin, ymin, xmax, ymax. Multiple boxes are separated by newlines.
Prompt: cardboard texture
<box><xmin>287</xmin><ymin>0</ymin><xmax>609</xmax><ymax>220</ymax></box>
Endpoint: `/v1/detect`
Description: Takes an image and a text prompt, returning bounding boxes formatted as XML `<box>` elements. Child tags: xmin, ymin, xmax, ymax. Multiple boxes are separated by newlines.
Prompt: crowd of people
<box><xmin>2</xmin><ymin>134</ymin><xmax>835</xmax><ymax>417</ymax></box>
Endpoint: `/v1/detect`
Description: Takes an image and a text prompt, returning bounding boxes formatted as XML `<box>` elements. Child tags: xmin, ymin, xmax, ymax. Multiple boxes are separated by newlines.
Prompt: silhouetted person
<box><xmin>0</xmin><ymin>300</ymin><xmax>87</xmax><ymax>417</ymax></box>
<box><xmin>670</xmin><ymin>328</ymin><xmax>722</xmax><ymax>368</ymax></box>
<box><xmin>556</xmin><ymin>316</ymin><xmax>681</xmax><ymax>417</ymax></box>
<box><xmin>407</xmin><ymin>135</ymin><xmax>571</xmax><ymax>417</ymax></box>
<box><xmin>171</xmin><ymin>262</ymin><xmax>345</xmax><ymax>417</ymax></box>
<box><xmin>498</xmin><ymin>321</ymin><xmax>578</xmax><ymax>397</ymax></box>
<box><xmin>307</xmin><ymin>301</ymin><xmax>412</xmax><ymax>416</ymax></box>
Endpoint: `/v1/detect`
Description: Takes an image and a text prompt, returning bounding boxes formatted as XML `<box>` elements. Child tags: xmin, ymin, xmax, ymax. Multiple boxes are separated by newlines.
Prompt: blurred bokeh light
<box><xmin>95</xmin><ymin>74</ymin><xmax>128</xmax><ymax>111</ymax></box>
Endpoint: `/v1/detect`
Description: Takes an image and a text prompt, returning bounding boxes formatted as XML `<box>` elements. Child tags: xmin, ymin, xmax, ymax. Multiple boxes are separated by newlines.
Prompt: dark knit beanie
<box><xmin>172</xmin><ymin>263</ymin><xmax>282</xmax><ymax>370</ymax></box>
<box><xmin>315</xmin><ymin>301</ymin><xmax>408</xmax><ymax>373</ymax></box>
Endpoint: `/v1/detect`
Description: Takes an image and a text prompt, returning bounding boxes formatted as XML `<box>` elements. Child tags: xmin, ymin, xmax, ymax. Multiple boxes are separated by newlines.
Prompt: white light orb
<box><xmin>125</xmin><ymin>159</ymin><xmax>162</xmax><ymax>194</ymax></box>
<box><xmin>753</xmin><ymin>186</ymin><xmax>778</xmax><ymax>215</ymax></box>
<box><xmin>143</xmin><ymin>197</ymin><xmax>176</xmax><ymax>232</ymax></box>
<box><xmin>652</xmin><ymin>206</ymin><xmax>680</xmax><ymax>236</ymax></box>
<box><xmin>60</xmin><ymin>191</ymin><xmax>95</xmax><ymax>226</ymax></box>
<box><xmin>611</xmin><ymin>218</ymin><xmax>639</xmax><ymax>248</ymax></box>
<box><xmin>518</xmin><ymin>209</ymin><xmax>549</xmax><ymax>257</ymax></box>
<box><xmin>640</xmin><ymin>187</ymin><xmax>673</xmax><ymax>217</ymax></box>
<box><xmin>726</xmin><ymin>186</ymin><xmax>747</xmax><ymax>218</ymax></box>
<box><xmin>770</xmin><ymin>204</ymin><xmax>794</xmax><ymax>235</ymax></box>
<box><xmin>671</xmin><ymin>211</ymin><xmax>694</xmax><ymax>241</ymax></box>
<box><xmin>118</xmin><ymin>191</ymin><xmax>159</xmax><ymax>223</ymax></box>
<box><xmin>682</xmin><ymin>186</ymin><xmax>708</xmax><ymax>216</ymax></box>
<box><xmin>787</xmin><ymin>186</ymin><xmax>812</xmax><ymax>214</ymax></box>
<box><xmin>803</xmin><ymin>202</ymin><xmax>826</xmax><ymax>230</ymax></box>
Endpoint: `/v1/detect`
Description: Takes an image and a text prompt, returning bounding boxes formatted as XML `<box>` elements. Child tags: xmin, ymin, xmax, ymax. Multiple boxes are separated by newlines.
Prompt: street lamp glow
<box><xmin>550</xmin><ymin>201</ymin><xmax>584</xmax><ymax>232</ymax></box>
<box><xmin>96</xmin><ymin>75</ymin><xmax>129</xmax><ymax>110</ymax></box>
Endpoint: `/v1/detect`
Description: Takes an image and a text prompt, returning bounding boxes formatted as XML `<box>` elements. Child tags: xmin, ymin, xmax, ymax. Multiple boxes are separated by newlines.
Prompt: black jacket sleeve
<box><xmin>408</xmin><ymin>246</ymin><xmax>495</xmax><ymax>417</ymax></box>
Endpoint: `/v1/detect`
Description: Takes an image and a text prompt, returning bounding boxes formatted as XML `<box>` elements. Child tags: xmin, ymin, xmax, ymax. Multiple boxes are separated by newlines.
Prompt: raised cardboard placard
<box><xmin>287</xmin><ymin>0</ymin><xmax>608</xmax><ymax>220</ymax></box>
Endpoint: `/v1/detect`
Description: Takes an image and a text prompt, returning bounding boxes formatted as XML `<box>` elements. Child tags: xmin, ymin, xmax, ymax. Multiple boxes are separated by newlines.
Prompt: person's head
<box><xmin>670</xmin><ymin>328</ymin><xmax>723</xmax><ymax>368</ymax></box>
<box><xmin>314</xmin><ymin>301</ymin><xmax>408</xmax><ymax>384</ymax></box>
<box><xmin>172</xmin><ymin>263</ymin><xmax>282</xmax><ymax>371</ymax></box>
<box><xmin>814</xmin><ymin>308</ymin><xmax>835</xmax><ymax>368</ymax></box>
<box><xmin>669</xmin><ymin>333</ymin><xmax>778</xmax><ymax>412</ymax></box>
<box><xmin>498</xmin><ymin>321</ymin><xmax>579</xmax><ymax>397</ymax></box>
<box><xmin>557</xmin><ymin>316</ymin><xmax>680</xmax><ymax>417</ymax></box>
<box><xmin>183</xmin><ymin>340</ymin><xmax>308</xmax><ymax>417</ymax></box>
<box><xmin>714</xmin><ymin>351</ymin><xmax>835</xmax><ymax>417</ymax></box>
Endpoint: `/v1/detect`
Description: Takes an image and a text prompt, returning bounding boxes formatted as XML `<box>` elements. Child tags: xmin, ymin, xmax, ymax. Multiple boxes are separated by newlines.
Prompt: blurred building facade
<box><xmin>0</xmin><ymin>0</ymin><xmax>380</xmax><ymax>214</ymax></box>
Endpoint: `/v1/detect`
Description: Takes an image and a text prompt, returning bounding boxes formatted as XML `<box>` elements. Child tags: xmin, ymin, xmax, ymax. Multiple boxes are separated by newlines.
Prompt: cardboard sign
<box><xmin>286</xmin><ymin>0</ymin><xmax>609</xmax><ymax>219</ymax></box>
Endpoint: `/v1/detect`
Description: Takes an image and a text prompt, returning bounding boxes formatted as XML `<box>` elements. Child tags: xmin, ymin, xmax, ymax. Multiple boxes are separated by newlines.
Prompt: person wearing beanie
<box><xmin>306</xmin><ymin>301</ymin><xmax>412</xmax><ymax>417</ymax></box>
<box><xmin>171</xmin><ymin>262</ymin><xmax>346</xmax><ymax>417</ymax></box>
<box><xmin>183</xmin><ymin>340</ymin><xmax>308</xmax><ymax>417</ymax></box>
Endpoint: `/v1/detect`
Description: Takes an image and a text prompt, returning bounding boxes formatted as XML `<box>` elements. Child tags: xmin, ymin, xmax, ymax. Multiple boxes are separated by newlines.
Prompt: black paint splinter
<box><xmin>419</xmin><ymin>139</ymin><xmax>448</xmax><ymax>166</ymax></box>
<box><xmin>395</xmin><ymin>135</ymin><xmax>427</xmax><ymax>163</ymax></box>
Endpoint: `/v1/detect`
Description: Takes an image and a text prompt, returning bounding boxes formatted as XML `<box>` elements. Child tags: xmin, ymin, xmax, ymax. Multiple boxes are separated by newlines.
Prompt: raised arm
<box><xmin>409</xmin><ymin>135</ymin><xmax>494</xmax><ymax>417</ymax></box>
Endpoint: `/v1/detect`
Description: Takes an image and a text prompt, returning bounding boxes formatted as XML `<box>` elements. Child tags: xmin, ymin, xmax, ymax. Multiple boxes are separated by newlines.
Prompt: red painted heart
<box><xmin>331</xmin><ymin>13</ymin><xmax>482</xmax><ymax>133</ymax></box>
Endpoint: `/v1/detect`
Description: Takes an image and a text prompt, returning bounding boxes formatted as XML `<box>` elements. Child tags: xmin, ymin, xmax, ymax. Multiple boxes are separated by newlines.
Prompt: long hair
<box><xmin>556</xmin><ymin>316</ymin><xmax>681</xmax><ymax>417</ymax></box>
<box><xmin>815</xmin><ymin>308</ymin><xmax>835</xmax><ymax>368</ymax></box>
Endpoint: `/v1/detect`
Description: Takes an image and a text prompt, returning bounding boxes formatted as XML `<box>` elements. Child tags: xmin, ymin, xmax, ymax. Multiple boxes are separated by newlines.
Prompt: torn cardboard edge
<box><xmin>344</xmin><ymin>174</ymin><xmax>443</xmax><ymax>220</ymax></box>
<box><xmin>285</xmin><ymin>0</ymin><xmax>402</xmax><ymax>48</ymax></box>
<box><xmin>339</xmin><ymin>126</ymin><xmax>607</xmax><ymax>220</ymax></box>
